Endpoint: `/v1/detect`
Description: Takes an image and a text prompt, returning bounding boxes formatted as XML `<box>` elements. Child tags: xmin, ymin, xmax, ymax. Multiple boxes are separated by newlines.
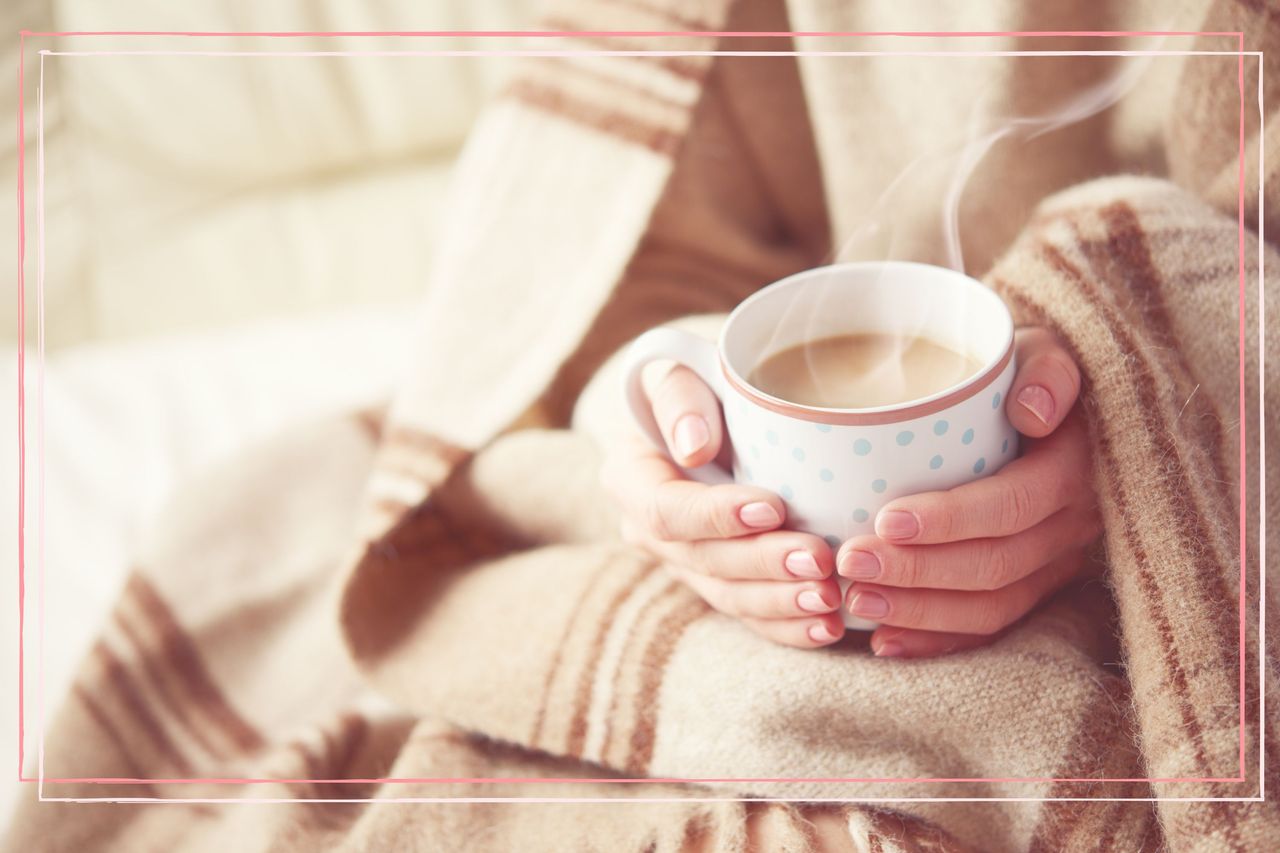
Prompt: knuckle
<box><xmin>701</xmin><ymin>493</ymin><xmax>741</xmax><ymax>539</ymax></box>
<box><xmin>971</xmin><ymin>596</ymin><xmax>1014</xmax><ymax>635</ymax></box>
<box><xmin>643</xmin><ymin>497</ymin><xmax>675</xmax><ymax>541</ymax></box>
<box><xmin>893</xmin><ymin>593</ymin><xmax>929</xmax><ymax>628</ymax></box>
<box><xmin>651</xmin><ymin>368</ymin><xmax>693</xmax><ymax>422</ymax></box>
<box><xmin>1049</xmin><ymin>349</ymin><xmax>1082</xmax><ymax>397</ymax></box>
<box><xmin>925</xmin><ymin>499</ymin><xmax>958</xmax><ymax>541</ymax></box>
<box><xmin>755</xmin><ymin>541</ymin><xmax>780</xmax><ymax>580</ymax></box>
<box><xmin>893</xmin><ymin>549</ymin><xmax>923</xmax><ymax>588</ymax></box>
<box><xmin>973</xmin><ymin>542</ymin><xmax>1015</xmax><ymax>590</ymax></box>
<box><xmin>996</xmin><ymin>480</ymin><xmax>1037</xmax><ymax>533</ymax></box>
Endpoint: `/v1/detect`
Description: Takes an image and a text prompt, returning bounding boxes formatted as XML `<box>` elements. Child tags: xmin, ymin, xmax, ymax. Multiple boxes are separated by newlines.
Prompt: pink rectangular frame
<box><xmin>13</xmin><ymin>28</ymin><xmax>1264</xmax><ymax>804</ymax></box>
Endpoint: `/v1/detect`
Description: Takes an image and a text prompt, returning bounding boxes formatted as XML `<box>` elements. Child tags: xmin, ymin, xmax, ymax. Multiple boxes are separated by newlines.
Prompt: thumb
<box><xmin>1006</xmin><ymin>327</ymin><xmax>1082</xmax><ymax>439</ymax></box>
<box><xmin>643</xmin><ymin>362</ymin><xmax>725</xmax><ymax>468</ymax></box>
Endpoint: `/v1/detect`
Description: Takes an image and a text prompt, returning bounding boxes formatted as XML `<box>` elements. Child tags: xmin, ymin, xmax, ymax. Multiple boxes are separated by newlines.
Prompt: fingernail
<box><xmin>797</xmin><ymin>589</ymin><xmax>831</xmax><ymax>613</ymax></box>
<box><xmin>874</xmin><ymin>640</ymin><xmax>905</xmax><ymax>658</ymax></box>
<box><xmin>850</xmin><ymin>590</ymin><xmax>890</xmax><ymax>619</ymax></box>
<box><xmin>876</xmin><ymin>510</ymin><xmax>919</xmax><ymax>541</ymax></box>
<box><xmin>841</xmin><ymin>549</ymin><xmax>881</xmax><ymax>580</ymax></box>
<box><xmin>808</xmin><ymin>622</ymin><xmax>839</xmax><ymax>643</ymax></box>
<box><xmin>1016</xmin><ymin>384</ymin><xmax>1055</xmax><ymax>427</ymax></box>
<box><xmin>739</xmin><ymin>501</ymin><xmax>782</xmax><ymax>528</ymax></box>
<box><xmin>784</xmin><ymin>550</ymin><xmax>824</xmax><ymax>579</ymax></box>
<box><xmin>672</xmin><ymin>413</ymin><xmax>710</xmax><ymax>460</ymax></box>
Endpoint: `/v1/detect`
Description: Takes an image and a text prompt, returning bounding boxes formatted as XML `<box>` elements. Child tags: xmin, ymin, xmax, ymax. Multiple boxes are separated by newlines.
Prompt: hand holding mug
<box><xmin>600</xmin><ymin>368</ymin><xmax>848</xmax><ymax>649</ymax></box>
<box><xmin>837</xmin><ymin>326</ymin><xmax>1101</xmax><ymax>657</ymax></box>
<box><xmin>604</xmin><ymin>263</ymin><xmax>1100</xmax><ymax>654</ymax></box>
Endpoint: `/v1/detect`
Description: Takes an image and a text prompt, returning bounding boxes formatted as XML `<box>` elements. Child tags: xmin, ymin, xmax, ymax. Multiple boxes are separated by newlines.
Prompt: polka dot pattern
<box><xmin>741</xmin><ymin>374</ymin><xmax>1013</xmax><ymax>546</ymax></box>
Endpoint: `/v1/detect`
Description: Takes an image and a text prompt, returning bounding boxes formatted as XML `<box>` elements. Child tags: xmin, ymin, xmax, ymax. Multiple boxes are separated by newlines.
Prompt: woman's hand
<box><xmin>600</xmin><ymin>362</ymin><xmax>847</xmax><ymax>649</ymax></box>
<box><xmin>837</xmin><ymin>327</ymin><xmax>1102</xmax><ymax>658</ymax></box>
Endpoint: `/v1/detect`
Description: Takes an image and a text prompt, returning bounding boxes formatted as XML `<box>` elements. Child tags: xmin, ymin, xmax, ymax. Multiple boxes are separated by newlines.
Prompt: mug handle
<box><xmin>622</xmin><ymin>327</ymin><xmax>735</xmax><ymax>486</ymax></box>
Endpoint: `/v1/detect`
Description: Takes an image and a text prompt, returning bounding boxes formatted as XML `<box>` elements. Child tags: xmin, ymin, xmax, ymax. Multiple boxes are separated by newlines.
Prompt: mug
<box><xmin>622</xmin><ymin>261</ymin><xmax>1018</xmax><ymax>630</ymax></box>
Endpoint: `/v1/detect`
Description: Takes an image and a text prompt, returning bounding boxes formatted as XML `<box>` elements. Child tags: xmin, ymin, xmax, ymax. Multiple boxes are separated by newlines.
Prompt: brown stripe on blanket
<box><xmin>565</xmin><ymin>561</ymin><xmax>666</xmax><ymax>758</ymax></box>
<box><xmin>527</xmin><ymin>550</ymin><xmax>655</xmax><ymax>742</ymax></box>
<box><xmin>283</xmin><ymin>740</ymin><xmax>322</xmax><ymax>799</ymax></box>
<box><xmin>110</xmin><ymin>610</ymin><xmax>225</xmax><ymax>761</ymax></box>
<box><xmin>1094</xmin><ymin>202</ymin><xmax>1267</xmax><ymax>791</ymax></box>
<box><xmin>598</xmin><ymin>577</ymin><xmax>690</xmax><ymax>768</ymax></box>
<box><xmin>504</xmin><ymin>77</ymin><xmax>683</xmax><ymax>157</ymax></box>
<box><xmin>1069</xmin><ymin>206</ymin><xmax>1245</xmax><ymax>700</ymax></box>
<box><xmin>528</xmin><ymin>550</ymin><xmax>661</xmax><ymax>755</ymax></box>
<box><xmin>1026</xmin><ymin>674</ymin><xmax>1147</xmax><ymax>849</ymax></box>
<box><xmin>521</xmin><ymin>54</ymin><xmax>689</xmax><ymax>129</ymax></box>
<box><xmin>996</xmin><ymin>281</ymin><xmax>1248</xmax><ymax>842</ymax></box>
<box><xmin>1039</xmin><ymin>243</ymin><xmax>1242</xmax><ymax>740</ymax></box>
<box><xmin>89</xmin><ymin>642</ymin><xmax>196</xmax><ymax>776</ymax></box>
<box><xmin>1097</xmin><ymin>779</ymin><xmax>1162</xmax><ymax>852</ymax></box>
<box><xmin>72</xmin><ymin>684</ymin><xmax>162</xmax><ymax>796</ymax></box>
<box><xmin>344</xmin><ymin>494</ymin><xmax>506</xmax><ymax>662</ymax></box>
<box><xmin>529</xmin><ymin>563</ymin><xmax>612</xmax><ymax>748</ymax></box>
<box><xmin>124</xmin><ymin>573</ymin><xmax>265</xmax><ymax>754</ymax></box>
<box><xmin>864</xmin><ymin>807</ymin><xmax>977</xmax><ymax>853</ymax></box>
<box><xmin>322</xmin><ymin>713</ymin><xmax>372</xmax><ymax>782</ymax></box>
<box><xmin>993</xmin><ymin>283</ymin><xmax>1220</xmax><ymax>776</ymax></box>
<box><xmin>536</xmin><ymin>23</ymin><xmax>707</xmax><ymax>82</ymax></box>
<box><xmin>1093</xmin><ymin>202</ymin><xmax>1232</xmax><ymax>508</ymax></box>
<box><xmin>624</xmin><ymin>594</ymin><xmax>710</xmax><ymax>775</ymax></box>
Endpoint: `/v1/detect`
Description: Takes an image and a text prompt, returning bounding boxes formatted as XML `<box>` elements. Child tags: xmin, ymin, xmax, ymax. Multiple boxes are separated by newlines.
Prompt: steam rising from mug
<box><xmin>756</xmin><ymin>54</ymin><xmax>1152</xmax><ymax>410</ymax></box>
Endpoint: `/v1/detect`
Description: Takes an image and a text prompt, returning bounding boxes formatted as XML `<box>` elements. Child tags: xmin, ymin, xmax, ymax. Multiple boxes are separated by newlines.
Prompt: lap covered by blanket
<box><xmin>7</xmin><ymin>176</ymin><xmax>1276</xmax><ymax>853</ymax></box>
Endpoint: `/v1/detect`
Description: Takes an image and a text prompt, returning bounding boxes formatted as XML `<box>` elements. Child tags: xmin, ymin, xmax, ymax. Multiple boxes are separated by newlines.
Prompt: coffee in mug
<box><xmin>746</xmin><ymin>332</ymin><xmax>983</xmax><ymax>409</ymax></box>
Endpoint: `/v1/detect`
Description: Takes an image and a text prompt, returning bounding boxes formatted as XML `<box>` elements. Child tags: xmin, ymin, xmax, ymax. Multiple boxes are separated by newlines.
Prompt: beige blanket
<box><xmin>7</xmin><ymin>0</ymin><xmax>1280</xmax><ymax>850</ymax></box>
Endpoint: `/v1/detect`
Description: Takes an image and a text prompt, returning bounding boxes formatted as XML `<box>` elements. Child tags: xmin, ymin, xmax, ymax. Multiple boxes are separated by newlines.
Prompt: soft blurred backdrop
<box><xmin>1</xmin><ymin>0</ymin><xmax>534</xmax><ymax>821</ymax></box>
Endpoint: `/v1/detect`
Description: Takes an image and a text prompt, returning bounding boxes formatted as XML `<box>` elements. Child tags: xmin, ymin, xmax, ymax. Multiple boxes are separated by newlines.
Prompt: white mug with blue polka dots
<box><xmin>623</xmin><ymin>261</ymin><xmax>1019</xmax><ymax>631</ymax></box>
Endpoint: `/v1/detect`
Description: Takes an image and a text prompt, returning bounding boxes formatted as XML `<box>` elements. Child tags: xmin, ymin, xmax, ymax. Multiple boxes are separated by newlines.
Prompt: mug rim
<box><xmin>718</xmin><ymin>260</ymin><xmax>1016</xmax><ymax>426</ymax></box>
